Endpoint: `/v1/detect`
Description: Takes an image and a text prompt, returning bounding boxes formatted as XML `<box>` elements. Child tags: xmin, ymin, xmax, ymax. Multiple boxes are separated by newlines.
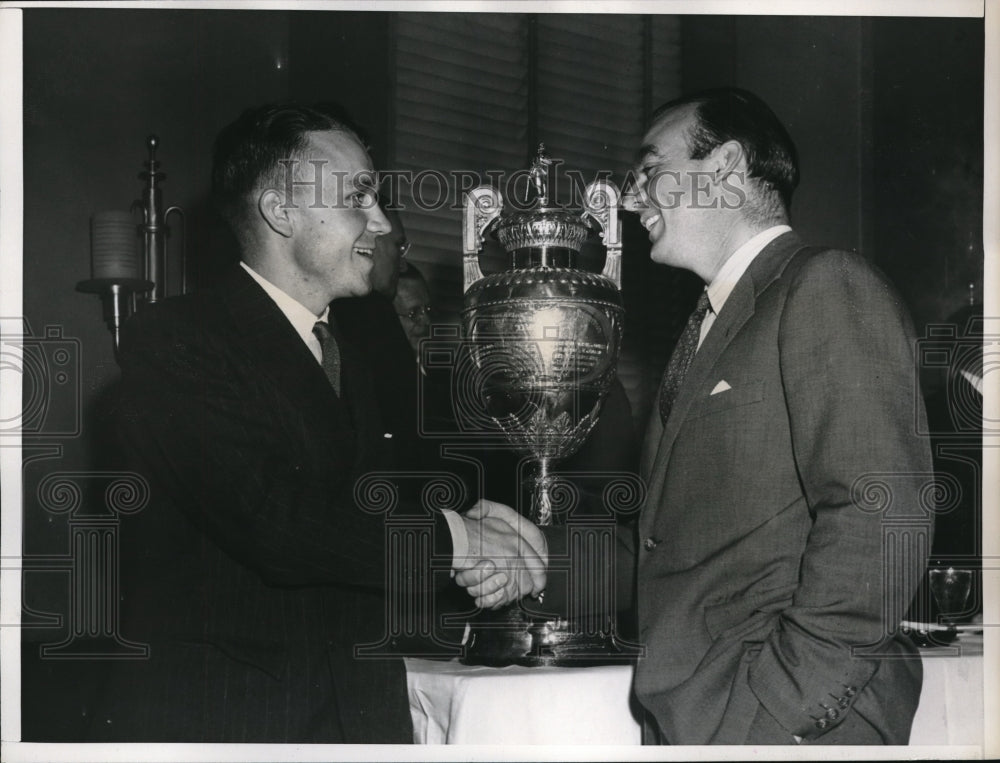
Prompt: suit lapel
<box><xmin>641</xmin><ymin>232</ymin><xmax>808</xmax><ymax>520</ymax></box>
<box><xmin>217</xmin><ymin>266</ymin><xmax>351</xmax><ymax>431</ymax></box>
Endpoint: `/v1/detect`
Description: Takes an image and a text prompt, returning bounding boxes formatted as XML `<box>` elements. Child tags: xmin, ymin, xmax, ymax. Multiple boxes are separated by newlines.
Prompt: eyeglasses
<box><xmin>397</xmin><ymin>305</ymin><xmax>431</xmax><ymax>322</ymax></box>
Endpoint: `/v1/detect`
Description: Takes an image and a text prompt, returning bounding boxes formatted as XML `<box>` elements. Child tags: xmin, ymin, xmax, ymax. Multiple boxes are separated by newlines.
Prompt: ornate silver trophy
<box><xmin>462</xmin><ymin>146</ymin><xmax>624</xmax><ymax>525</ymax></box>
<box><xmin>459</xmin><ymin>146</ymin><xmax>636</xmax><ymax>666</ymax></box>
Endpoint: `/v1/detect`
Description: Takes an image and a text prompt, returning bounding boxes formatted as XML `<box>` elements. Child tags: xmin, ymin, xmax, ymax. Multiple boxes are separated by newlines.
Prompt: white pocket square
<box><xmin>710</xmin><ymin>380</ymin><xmax>732</xmax><ymax>395</ymax></box>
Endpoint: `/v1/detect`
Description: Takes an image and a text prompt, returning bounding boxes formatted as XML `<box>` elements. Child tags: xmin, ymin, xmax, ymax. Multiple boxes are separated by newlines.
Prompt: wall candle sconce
<box><xmin>77</xmin><ymin>135</ymin><xmax>185</xmax><ymax>360</ymax></box>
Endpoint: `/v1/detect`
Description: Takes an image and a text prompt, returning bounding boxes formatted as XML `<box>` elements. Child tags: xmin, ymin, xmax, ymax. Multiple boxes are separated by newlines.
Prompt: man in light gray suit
<box><xmin>468</xmin><ymin>87</ymin><xmax>933</xmax><ymax>745</ymax></box>
<box><xmin>623</xmin><ymin>87</ymin><xmax>932</xmax><ymax>745</ymax></box>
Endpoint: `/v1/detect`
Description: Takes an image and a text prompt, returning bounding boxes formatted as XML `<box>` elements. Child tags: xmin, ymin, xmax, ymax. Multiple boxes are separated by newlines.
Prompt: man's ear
<box><xmin>258</xmin><ymin>189</ymin><xmax>294</xmax><ymax>238</ymax></box>
<box><xmin>710</xmin><ymin>140</ymin><xmax>747</xmax><ymax>182</ymax></box>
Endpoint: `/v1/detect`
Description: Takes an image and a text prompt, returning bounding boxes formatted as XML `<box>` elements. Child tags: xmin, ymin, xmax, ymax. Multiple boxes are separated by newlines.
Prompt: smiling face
<box><xmin>629</xmin><ymin>103</ymin><xmax>720</xmax><ymax>275</ymax></box>
<box><xmin>284</xmin><ymin>130</ymin><xmax>390</xmax><ymax>310</ymax></box>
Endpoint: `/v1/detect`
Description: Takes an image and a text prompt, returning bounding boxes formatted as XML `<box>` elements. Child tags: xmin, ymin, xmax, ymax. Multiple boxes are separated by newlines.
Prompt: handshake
<box><xmin>453</xmin><ymin>499</ymin><xmax>548</xmax><ymax>610</ymax></box>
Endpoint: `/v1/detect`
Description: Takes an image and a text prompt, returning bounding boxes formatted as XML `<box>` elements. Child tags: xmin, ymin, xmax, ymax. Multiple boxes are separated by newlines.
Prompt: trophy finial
<box><xmin>529</xmin><ymin>143</ymin><xmax>553</xmax><ymax>207</ymax></box>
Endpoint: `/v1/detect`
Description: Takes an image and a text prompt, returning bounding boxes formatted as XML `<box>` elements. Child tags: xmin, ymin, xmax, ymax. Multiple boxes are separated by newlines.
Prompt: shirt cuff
<box><xmin>442</xmin><ymin>509</ymin><xmax>468</xmax><ymax>575</ymax></box>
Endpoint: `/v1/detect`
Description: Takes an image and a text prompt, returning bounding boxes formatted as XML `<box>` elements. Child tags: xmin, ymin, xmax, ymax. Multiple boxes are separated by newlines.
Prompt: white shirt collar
<box><xmin>706</xmin><ymin>225</ymin><xmax>792</xmax><ymax>315</ymax></box>
<box><xmin>241</xmin><ymin>261</ymin><xmax>328</xmax><ymax>363</ymax></box>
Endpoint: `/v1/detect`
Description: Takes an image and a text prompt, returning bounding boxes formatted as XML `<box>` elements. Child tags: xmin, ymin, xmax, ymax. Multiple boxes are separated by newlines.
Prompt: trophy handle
<box><xmin>582</xmin><ymin>180</ymin><xmax>622</xmax><ymax>290</ymax></box>
<box><xmin>462</xmin><ymin>186</ymin><xmax>504</xmax><ymax>293</ymax></box>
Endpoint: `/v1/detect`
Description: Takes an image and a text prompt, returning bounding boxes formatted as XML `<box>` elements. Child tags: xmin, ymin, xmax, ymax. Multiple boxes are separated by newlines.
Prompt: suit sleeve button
<box><xmin>837</xmin><ymin>697</ymin><xmax>849</xmax><ymax>709</ymax></box>
<box><xmin>845</xmin><ymin>686</ymin><xmax>856</xmax><ymax>697</ymax></box>
<box><xmin>644</xmin><ymin>537</ymin><xmax>658</xmax><ymax>551</ymax></box>
<box><xmin>826</xmin><ymin>708</ymin><xmax>839</xmax><ymax>720</ymax></box>
<box><xmin>815</xmin><ymin>718</ymin><xmax>829</xmax><ymax>730</ymax></box>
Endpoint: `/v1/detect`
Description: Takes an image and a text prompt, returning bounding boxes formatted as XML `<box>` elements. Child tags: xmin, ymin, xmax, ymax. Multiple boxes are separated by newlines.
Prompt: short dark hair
<box><xmin>652</xmin><ymin>87</ymin><xmax>799</xmax><ymax>211</ymax></box>
<box><xmin>211</xmin><ymin>102</ymin><xmax>363</xmax><ymax>231</ymax></box>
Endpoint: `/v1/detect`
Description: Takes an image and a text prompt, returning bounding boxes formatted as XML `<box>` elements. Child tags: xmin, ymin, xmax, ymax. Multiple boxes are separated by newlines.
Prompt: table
<box><xmin>405</xmin><ymin>633</ymin><xmax>984</xmax><ymax>746</ymax></box>
<box><xmin>910</xmin><ymin>632</ymin><xmax>984</xmax><ymax>746</ymax></box>
<box><xmin>405</xmin><ymin>659</ymin><xmax>642</xmax><ymax>745</ymax></box>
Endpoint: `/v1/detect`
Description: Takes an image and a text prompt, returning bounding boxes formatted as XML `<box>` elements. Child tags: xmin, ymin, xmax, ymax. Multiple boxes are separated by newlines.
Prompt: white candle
<box><xmin>91</xmin><ymin>211</ymin><xmax>141</xmax><ymax>280</ymax></box>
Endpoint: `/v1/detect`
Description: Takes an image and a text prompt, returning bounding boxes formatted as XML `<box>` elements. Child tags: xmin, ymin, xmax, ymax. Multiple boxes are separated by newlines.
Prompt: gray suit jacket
<box><xmin>633</xmin><ymin>231</ymin><xmax>933</xmax><ymax>744</ymax></box>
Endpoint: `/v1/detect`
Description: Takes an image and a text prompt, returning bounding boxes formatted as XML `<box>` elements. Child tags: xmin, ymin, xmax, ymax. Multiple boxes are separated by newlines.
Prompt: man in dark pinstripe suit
<box><xmin>91</xmin><ymin>104</ymin><xmax>543</xmax><ymax>743</ymax></box>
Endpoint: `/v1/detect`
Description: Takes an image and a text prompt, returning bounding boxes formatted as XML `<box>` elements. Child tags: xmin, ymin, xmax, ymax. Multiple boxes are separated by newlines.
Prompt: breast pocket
<box><xmin>690</xmin><ymin>379</ymin><xmax>765</xmax><ymax>420</ymax></box>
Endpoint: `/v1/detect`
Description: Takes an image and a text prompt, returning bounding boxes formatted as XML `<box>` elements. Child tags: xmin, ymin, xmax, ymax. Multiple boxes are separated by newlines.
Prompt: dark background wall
<box><xmin>19</xmin><ymin>9</ymin><xmax>395</xmax><ymax>738</ymax></box>
<box><xmin>680</xmin><ymin>15</ymin><xmax>984</xmax><ymax>331</ymax></box>
<box><xmin>870</xmin><ymin>17</ymin><xmax>984</xmax><ymax>327</ymax></box>
<box><xmin>682</xmin><ymin>16</ymin><xmax>871</xmax><ymax>258</ymax></box>
<box><xmin>17</xmin><ymin>8</ymin><xmax>984</xmax><ymax>740</ymax></box>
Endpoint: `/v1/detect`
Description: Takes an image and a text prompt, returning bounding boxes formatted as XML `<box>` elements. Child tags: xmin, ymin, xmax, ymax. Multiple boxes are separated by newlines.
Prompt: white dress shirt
<box><xmin>699</xmin><ymin>225</ymin><xmax>792</xmax><ymax>347</ymax></box>
<box><xmin>240</xmin><ymin>262</ymin><xmax>470</xmax><ymax>563</ymax></box>
<box><xmin>240</xmin><ymin>261</ymin><xmax>329</xmax><ymax>364</ymax></box>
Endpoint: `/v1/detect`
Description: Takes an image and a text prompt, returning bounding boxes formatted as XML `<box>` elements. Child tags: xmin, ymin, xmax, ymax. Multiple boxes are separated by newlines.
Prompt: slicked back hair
<box><xmin>652</xmin><ymin>87</ymin><xmax>799</xmax><ymax>216</ymax></box>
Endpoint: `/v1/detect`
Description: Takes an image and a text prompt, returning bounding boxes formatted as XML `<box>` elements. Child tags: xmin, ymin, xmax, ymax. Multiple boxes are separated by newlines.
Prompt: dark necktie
<box><xmin>313</xmin><ymin>319</ymin><xmax>342</xmax><ymax>396</ymax></box>
<box><xmin>659</xmin><ymin>290</ymin><xmax>712</xmax><ymax>423</ymax></box>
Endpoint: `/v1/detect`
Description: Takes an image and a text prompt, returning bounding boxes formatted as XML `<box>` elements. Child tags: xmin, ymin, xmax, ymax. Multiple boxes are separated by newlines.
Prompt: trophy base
<box><xmin>461</xmin><ymin>604</ymin><xmax>641</xmax><ymax>668</ymax></box>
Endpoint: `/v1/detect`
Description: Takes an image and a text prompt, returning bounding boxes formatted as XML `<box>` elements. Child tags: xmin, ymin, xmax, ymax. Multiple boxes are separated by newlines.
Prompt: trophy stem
<box><xmin>530</xmin><ymin>458</ymin><xmax>555</xmax><ymax>527</ymax></box>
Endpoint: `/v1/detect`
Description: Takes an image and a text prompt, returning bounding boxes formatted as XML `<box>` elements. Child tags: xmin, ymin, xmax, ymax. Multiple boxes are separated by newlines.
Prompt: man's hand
<box><xmin>454</xmin><ymin>500</ymin><xmax>548</xmax><ymax>610</ymax></box>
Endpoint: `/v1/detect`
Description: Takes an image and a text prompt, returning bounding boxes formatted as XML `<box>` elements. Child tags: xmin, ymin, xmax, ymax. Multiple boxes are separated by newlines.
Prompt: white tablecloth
<box><xmin>405</xmin><ymin>659</ymin><xmax>642</xmax><ymax>745</ymax></box>
<box><xmin>910</xmin><ymin>633</ymin><xmax>984</xmax><ymax>746</ymax></box>
<box><xmin>405</xmin><ymin>633</ymin><xmax>983</xmax><ymax>746</ymax></box>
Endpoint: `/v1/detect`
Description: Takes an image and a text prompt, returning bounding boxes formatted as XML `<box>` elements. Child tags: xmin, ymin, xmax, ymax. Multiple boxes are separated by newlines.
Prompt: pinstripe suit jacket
<box><xmin>93</xmin><ymin>265</ymin><xmax>452</xmax><ymax>742</ymax></box>
<box><xmin>630</xmin><ymin>232</ymin><xmax>933</xmax><ymax>744</ymax></box>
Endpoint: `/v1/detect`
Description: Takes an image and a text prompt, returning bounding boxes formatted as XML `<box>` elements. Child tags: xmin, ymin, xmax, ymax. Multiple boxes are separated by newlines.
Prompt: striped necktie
<box><xmin>313</xmin><ymin>319</ymin><xmax>342</xmax><ymax>396</ymax></box>
<box><xmin>658</xmin><ymin>290</ymin><xmax>712</xmax><ymax>423</ymax></box>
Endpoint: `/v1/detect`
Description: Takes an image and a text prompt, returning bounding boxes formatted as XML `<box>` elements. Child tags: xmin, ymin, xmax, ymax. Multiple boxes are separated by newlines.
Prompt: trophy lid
<box><xmin>491</xmin><ymin>145</ymin><xmax>591</xmax><ymax>264</ymax></box>
<box><xmin>463</xmin><ymin>144</ymin><xmax>622</xmax><ymax>288</ymax></box>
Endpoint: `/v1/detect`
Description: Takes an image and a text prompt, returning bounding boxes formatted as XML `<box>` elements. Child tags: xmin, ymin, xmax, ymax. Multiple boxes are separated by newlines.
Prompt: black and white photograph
<box><xmin>0</xmin><ymin>1</ymin><xmax>994</xmax><ymax>760</ymax></box>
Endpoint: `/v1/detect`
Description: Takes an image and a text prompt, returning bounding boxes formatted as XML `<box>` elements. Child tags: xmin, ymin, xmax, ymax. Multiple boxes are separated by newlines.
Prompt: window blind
<box><xmin>392</xmin><ymin>13</ymin><xmax>528</xmax><ymax>316</ymax></box>
<box><xmin>390</xmin><ymin>12</ymin><xmax>681</xmax><ymax>425</ymax></box>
